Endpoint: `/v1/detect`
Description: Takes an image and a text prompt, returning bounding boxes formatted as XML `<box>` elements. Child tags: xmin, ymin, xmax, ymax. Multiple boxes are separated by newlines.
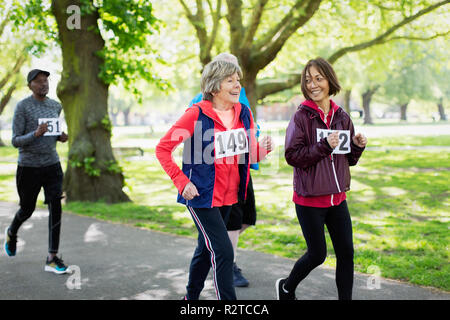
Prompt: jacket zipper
<box><xmin>186</xmin><ymin>168</ymin><xmax>193</xmax><ymax>206</ymax></box>
<box><xmin>327</xmin><ymin>108</ymin><xmax>339</xmax><ymax>206</ymax></box>
<box><xmin>330</xmin><ymin>155</ymin><xmax>341</xmax><ymax>206</ymax></box>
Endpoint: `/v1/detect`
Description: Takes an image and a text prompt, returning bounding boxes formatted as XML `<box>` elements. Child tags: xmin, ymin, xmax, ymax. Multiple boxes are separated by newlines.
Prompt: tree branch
<box><xmin>206</xmin><ymin>0</ymin><xmax>222</xmax><ymax>57</ymax></box>
<box><xmin>226</xmin><ymin>0</ymin><xmax>244</xmax><ymax>55</ymax></box>
<box><xmin>251</xmin><ymin>0</ymin><xmax>322</xmax><ymax>72</ymax></box>
<box><xmin>241</xmin><ymin>0</ymin><xmax>269</xmax><ymax>50</ymax></box>
<box><xmin>387</xmin><ymin>30</ymin><xmax>450</xmax><ymax>42</ymax></box>
<box><xmin>256</xmin><ymin>73</ymin><xmax>302</xmax><ymax>100</ymax></box>
<box><xmin>327</xmin><ymin>0</ymin><xmax>450</xmax><ymax>64</ymax></box>
<box><xmin>178</xmin><ymin>0</ymin><xmax>194</xmax><ymax>20</ymax></box>
<box><xmin>0</xmin><ymin>81</ymin><xmax>17</xmax><ymax>115</ymax></box>
<box><xmin>179</xmin><ymin>0</ymin><xmax>221</xmax><ymax>65</ymax></box>
<box><xmin>256</xmin><ymin>27</ymin><xmax>449</xmax><ymax>101</ymax></box>
<box><xmin>0</xmin><ymin>49</ymin><xmax>27</xmax><ymax>91</ymax></box>
<box><xmin>0</xmin><ymin>9</ymin><xmax>12</xmax><ymax>39</ymax></box>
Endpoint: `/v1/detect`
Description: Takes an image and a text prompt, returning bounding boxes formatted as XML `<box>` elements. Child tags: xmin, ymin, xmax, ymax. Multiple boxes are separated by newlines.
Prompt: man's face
<box><xmin>28</xmin><ymin>73</ymin><xmax>49</xmax><ymax>98</ymax></box>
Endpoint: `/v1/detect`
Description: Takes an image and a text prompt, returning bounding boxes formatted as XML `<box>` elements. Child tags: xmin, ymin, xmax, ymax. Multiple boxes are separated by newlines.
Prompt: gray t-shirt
<box><xmin>11</xmin><ymin>95</ymin><xmax>62</xmax><ymax>167</ymax></box>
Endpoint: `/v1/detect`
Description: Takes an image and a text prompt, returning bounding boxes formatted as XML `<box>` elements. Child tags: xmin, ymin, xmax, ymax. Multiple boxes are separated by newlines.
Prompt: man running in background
<box><xmin>4</xmin><ymin>69</ymin><xmax>69</xmax><ymax>274</ymax></box>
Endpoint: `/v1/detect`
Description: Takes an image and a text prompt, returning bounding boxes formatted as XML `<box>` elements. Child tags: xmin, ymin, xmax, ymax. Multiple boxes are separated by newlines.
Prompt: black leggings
<box><xmin>9</xmin><ymin>163</ymin><xmax>63</xmax><ymax>254</ymax></box>
<box><xmin>284</xmin><ymin>201</ymin><xmax>354</xmax><ymax>300</ymax></box>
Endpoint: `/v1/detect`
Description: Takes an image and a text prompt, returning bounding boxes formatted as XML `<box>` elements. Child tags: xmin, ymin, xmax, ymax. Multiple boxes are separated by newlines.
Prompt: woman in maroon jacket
<box><xmin>276</xmin><ymin>58</ymin><xmax>367</xmax><ymax>300</ymax></box>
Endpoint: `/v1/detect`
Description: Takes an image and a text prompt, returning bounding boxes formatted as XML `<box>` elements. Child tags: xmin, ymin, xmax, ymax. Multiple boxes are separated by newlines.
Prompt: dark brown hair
<box><xmin>301</xmin><ymin>57</ymin><xmax>341</xmax><ymax>100</ymax></box>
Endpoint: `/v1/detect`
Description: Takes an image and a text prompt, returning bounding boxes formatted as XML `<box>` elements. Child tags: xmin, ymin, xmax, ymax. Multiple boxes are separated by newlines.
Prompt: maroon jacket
<box><xmin>285</xmin><ymin>100</ymin><xmax>365</xmax><ymax>197</ymax></box>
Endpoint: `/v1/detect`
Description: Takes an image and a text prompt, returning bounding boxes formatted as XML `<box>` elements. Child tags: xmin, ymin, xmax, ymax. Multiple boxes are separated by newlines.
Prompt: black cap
<box><xmin>27</xmin><ymin>69</ymin><xmax>50</xmax><ymax>84</ymax></box>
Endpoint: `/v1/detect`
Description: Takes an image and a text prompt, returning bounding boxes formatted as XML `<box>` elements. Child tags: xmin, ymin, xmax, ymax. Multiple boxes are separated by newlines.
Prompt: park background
<box><xmin>0</xmin><ymin>0</ymin><xmax>448</xmax><ymax>293</ymax></box>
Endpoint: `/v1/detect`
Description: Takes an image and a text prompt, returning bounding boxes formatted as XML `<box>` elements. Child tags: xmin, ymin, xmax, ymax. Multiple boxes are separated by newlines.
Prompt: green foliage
<box><xmin>9</xmin><ymin>0</ymin><xmax>58</xmax><ymax>55</ymax></box>
<box><xmin>9</xmin><ymin>0</ymin><xmax>170</xmax><ymax>100</ymax></box>
<box><xmin>91</xmin><ymin>0</ymin><xmax>171</xmax><ymax>100</ymax></box>
<box><xmin>103</xmin><ymin>159</ymin><xmax>123</xmax><ymax>174</ymax></box>
<box><xmin>68</xmin><ymin>148</ymin><xmax>124</xmax><ymax>177</ymax></box>
<box><xmin>69</xmin><ymin>156</ymin><xmax>101</xmax><ymax>177</ymax></box>
<box><xmin>83</xmin><ymin>156</ymin><xmax>101</xmax><ymax>177</ymax></box>
<box><xmin>101</xmin><ymin>114</ymin><xmax>112</xmax><ymax>134</ymax></box>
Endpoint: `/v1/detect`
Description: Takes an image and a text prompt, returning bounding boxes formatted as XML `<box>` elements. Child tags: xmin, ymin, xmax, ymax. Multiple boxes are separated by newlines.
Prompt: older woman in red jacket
<box><xmin>276</xmin><ymin>58</ymin><xmax>367</xmax><ymax>300</ymax></box>
<box><xmin>156</xmin><ymin>59</ymin><xmax>273</xmax><ymax>300</ymax></box>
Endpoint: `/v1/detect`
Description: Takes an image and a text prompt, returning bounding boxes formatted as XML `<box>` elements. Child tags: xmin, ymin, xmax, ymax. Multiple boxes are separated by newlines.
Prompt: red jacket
<box><xmin>156</xmin><ymin>100</ymin><xmax>268</xmax><ymax>208</ymax></box>
<box><xmin>285</xmin><ymin>99</ymin><xmax>365</xmax><ymax>207</ymax></box>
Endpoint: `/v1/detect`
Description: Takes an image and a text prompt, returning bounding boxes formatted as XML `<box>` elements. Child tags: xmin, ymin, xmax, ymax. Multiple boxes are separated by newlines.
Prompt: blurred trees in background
<box><xmin>1</xmin><ymin>0</ymin><xmax>449</xmax><ymax>202</ymax></box>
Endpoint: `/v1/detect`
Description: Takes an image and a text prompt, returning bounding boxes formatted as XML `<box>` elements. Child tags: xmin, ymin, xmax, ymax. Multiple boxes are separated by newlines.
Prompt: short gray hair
<box><xmin>201</xmin><ymin>60</ymin><xmax>243</xmax><ymax>101</ymax></box>
<box><xmin>212</xmin><ymin>52</ymin><xmax>239</xmax><ymax>66</ymax></box>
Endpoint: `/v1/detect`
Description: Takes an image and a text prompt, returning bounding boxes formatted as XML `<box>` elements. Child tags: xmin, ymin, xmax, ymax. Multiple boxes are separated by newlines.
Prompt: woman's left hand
<box><xmin>352</xmin><ymin>133</ymin><xmax>367</xmax><ymax>148</ymax></box>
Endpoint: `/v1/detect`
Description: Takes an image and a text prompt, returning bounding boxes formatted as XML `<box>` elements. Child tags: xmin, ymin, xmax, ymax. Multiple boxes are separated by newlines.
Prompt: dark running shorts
<box><xmin>226</xmin><ymin>175</ymin><xmax>256</xmax><ymax>231</ymax></box>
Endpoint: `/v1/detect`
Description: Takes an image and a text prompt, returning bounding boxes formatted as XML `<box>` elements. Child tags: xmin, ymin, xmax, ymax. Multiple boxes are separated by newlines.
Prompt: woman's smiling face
<box><xmin>305</xmin><ymin>65</ymin><xmax>329</xmax><ymax>104</ymax></box>
<box><xmin>213</xmin><ymin>72</ymin><xmax>241</xmax><ymax>106</ymax></box>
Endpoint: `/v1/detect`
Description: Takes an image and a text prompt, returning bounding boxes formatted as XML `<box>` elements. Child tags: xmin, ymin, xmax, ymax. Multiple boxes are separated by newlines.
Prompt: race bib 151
<box><xmin>38</xmin><ymin>118</ymin><xmax>63</xmax><ymax>136</ymax></box>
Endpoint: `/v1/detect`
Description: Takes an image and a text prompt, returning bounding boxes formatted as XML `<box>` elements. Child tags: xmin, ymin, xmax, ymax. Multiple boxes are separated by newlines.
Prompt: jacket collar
<box><xmin>301</xmin><ymin>99</ymin><xmax>342</xmax><ymax>125</ymax></box>
<box><xmin>193</xmin><ymin>100</ymin><xmax>242</xmax><ymax>128</ymax></box>
<box><xmin>301</xmin><ymin>99</ymin><xmax>340</xmax><ymax>116</ymax></box>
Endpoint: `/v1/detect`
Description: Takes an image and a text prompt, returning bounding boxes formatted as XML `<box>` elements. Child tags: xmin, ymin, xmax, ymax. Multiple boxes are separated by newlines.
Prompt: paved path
<box><xmin>0</xmin><ymin>201</ymin><xmax>448</xmax><ymax>300</ymax></box>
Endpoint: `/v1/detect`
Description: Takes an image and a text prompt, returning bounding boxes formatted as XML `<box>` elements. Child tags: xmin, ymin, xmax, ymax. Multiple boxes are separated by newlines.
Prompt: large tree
<box><xmin>50</xmin><ymin>0</ymin><xmax>165</xmax><ymax>203</ymax></box>
<box><xmin>179</xmin><ymin>0</ymin><xmax>450</xmax><ymax>114</ymax></box>
<box><xmin>12</xmin><ymin>0</ymin><xmax>164</xmax><ymax>203</ymax></box>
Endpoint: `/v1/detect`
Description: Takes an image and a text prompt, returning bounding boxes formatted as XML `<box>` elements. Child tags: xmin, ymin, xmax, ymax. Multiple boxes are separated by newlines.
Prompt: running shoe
<box><xmin>4</xmin><ymin>227</ymin><xmax>17</xmax><ymax>257</ymax></box>
<box><xmin>275</xmin><ymin>278</ymin><xmax>297</xmax><ymax>300</ymax></box>
<box><xmin>233</xmin><ymin>263</ymin><xmax>249</xmax><ymax>287</ymax></box>
<box><xmin>45</xmin><ymin>255</ymin><xmax>69</xmax><ymax>274</ymax></box>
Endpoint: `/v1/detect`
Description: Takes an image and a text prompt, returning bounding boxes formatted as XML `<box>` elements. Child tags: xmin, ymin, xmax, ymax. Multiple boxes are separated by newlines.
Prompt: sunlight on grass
<box><xmin>350</xmin><ymin>179</ymin><xmax>376</xmax><ymax>201</ymax></box>
<box><xmin>0</xmin><ymin>163</ymin><xmax>16</xmax><ymax>174</ymax></box>
<box><xmin>380</xmin><ymin>186</ymin><xmax>407</xmax><ymax>196</ymax></box>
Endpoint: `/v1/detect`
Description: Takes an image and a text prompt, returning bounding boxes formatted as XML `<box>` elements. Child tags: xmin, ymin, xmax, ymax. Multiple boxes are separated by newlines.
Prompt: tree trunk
<box><xmin>243</xmin><ymin>72</ymin><xmax>258</xmax><ymax>118</ymax></box>
<box><xmin>0</xmin><ymin>81</ymin><xmax>17</xmax><ymax>115</ymax></box>
<box><xmin>0</xmin><ymin>81</ymin><xmax>17</xmax><ymax>147</ymax></box>
<box><xmin>109</xmin><ymin>111</ymin><xmax>119</xmax><ymax>126</ymax></box>
<box><xmin>400</xmin><ymin>102</ymin><xmax>408</xmax><ymax>121</ymax></box>
<box><xmin>123</xmin><ymin>107</ymin><xmax>131</xmax><ymax>126</ymax></box>
<box><xmin>362</xmin><ymin>86</ymin><xmax>379</xmax><ymax>125</ymax></box>
<box><xmin>0</xmin><ymin>120</ymin><xmax>4</xmax><ymax>147</ymax></box>
<box><xmin>51</xmin><ymin>0</ymin><xmax>130</xmax><ymax>203</ymax></box>
<box><xmin>344</xmin><ymin>89</ymin><xmax>351</xmax><ymax>115</ymax></box>
<box><xmin>438</xmin><ymin>97</ymin><xmax>447</xmax><ymax>121</ymax></box>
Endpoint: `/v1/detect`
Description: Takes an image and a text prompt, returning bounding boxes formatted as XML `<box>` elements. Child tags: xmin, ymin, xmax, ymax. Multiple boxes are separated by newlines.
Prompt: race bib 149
<box><xmin>316</xmin><ymin>128</ymin><xmax>351</xmax><ymax>154</ymax></box>
<box><xmin>215</xmin><ymin>128</ymin><xmax>248</xmax><ymax>159</ymax></box>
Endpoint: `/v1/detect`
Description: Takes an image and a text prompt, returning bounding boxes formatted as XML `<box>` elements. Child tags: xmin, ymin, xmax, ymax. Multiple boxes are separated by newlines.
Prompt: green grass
<box><xmin>65</xmin><ymin>201</ymin><xmax>196</xmax><ymax>237</ymax></box>
<box><xmin>0</xmin><ymin>128</ymin><xmax>448</xmax><ymax>291</ymax></box>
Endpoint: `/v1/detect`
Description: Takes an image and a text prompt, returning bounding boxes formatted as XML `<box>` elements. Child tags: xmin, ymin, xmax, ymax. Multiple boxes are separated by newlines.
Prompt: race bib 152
<box><xmin>316</xmin><ymin>128</ymin><xmax>351</xmax><ymax>154</ymax></box>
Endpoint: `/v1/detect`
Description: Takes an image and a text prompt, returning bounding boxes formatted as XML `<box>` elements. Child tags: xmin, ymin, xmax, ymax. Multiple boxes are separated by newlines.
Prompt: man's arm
<box><xmin>11</xmin><ymin>103</ymin><xmax>38</xmax><ymax>147</ymax></box>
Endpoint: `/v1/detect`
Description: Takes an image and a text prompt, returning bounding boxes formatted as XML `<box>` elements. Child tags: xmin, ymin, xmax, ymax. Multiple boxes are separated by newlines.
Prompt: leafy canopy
<box><xmin>9</xmin><ymin>0</ymin><xmax>169</xmax><ymax>100</ymax></box>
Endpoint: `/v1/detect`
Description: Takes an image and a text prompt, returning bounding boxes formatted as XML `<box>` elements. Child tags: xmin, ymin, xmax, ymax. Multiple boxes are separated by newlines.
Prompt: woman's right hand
<box><xmin>260</xmin><ymin>135</ymin><xmax>274</xmax><ymax>153</ymax></box>
<box><xmin>182</xmin><ymin>182</ymin><xmax>200</xmax><ymax>200</ymax></box>
<box><xmin>327</xmin><ymin>131</ymin><xmax>339</xmax><ymax>149</ymax></box>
